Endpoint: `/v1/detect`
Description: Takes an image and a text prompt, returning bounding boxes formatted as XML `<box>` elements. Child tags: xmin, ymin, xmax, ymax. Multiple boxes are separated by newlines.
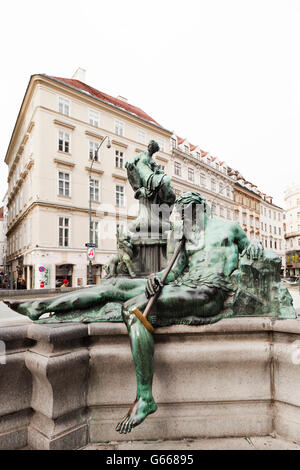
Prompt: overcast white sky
<box><xmin>1</xmin><ymin>0</ymin><xmax>299</xmax><ymax>207</ymax></box>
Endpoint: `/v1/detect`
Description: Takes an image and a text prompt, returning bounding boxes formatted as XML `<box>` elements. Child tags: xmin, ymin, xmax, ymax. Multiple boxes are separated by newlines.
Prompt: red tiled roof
<box><xmin>200</xmin><ymin>150</ymin><xmax>208</xmax><ymax>157</ymax></box>
<box><xmin>211</xmin><ymin>157</ymin><xmax>216</xmax><ymax>162</ymax></box>
<box><xmin>177</xmin><ymin>136</ymin><xmax>185</xmax><ymax>145</ymax></box>
<box><xmin>51</xmin><ymin>76</ymin><xmax>162</xmax><ymax>127</ymax></box>
<box><xmin>190</xmin><ymin>144</ymin><xmax>197</xmax><ymax>151</ymax></box>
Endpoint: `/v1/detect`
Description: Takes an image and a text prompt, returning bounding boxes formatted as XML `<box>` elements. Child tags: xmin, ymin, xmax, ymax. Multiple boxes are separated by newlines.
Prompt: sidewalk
<box><xmin>82</xmin><ymin>436</ymin><xmax>300</xmax><ymax>450</ymax></box>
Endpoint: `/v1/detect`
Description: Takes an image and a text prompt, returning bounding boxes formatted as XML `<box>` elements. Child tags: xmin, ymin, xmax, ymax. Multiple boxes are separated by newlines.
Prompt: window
<box><xmin>59</xmin><ymin>217</ymin><xmax>70</xmax><ymax>247</ymax></box>
<box><xmin>274</xmin><ymin>211</ymin><xmax>276</xmax><ymax>220</ymax></box>
<box><xmin>115</xmin><ymin>119</ymin><xmax>124</xmax><ymax>136</ymax></box>
<box><xmin>89</xmin><ymin>141</ymin><xmax>99</xmax><ymax>161</ymax></box>
<box><xmin>171</xmin><ymin>138</ymin><xmax>177</xmax><ymax>149</ymax></box>
<box><xmin>220</xmin><ymin>206</ymin><xmax>225</xmax><ymax>218</ymax></box>
<box><xmin>158</xmin><ymin>165</ymin><xmax>165</xmax><ymax>171</ymax></box>
<box><xmin>219</xmin><ymin>182</ymin><xmax>224</xmax><ymax>194</ymax></box>
<box><xmin>196</xmin><ymin>151</ymin><xmax>201</xmax><ymax>159</ymax></box>
<box><xmin>115</xmin><ymin>150</ymin><xmax>124</xmax><ymax>168</ymax></box>
<box><xmin>274</xmin><ymin>241</ymin><xmax>277</xmax><ymax>249</ymax></box>
<box><xmin>200</xmin><ymin>174</ymin><xmax>206</xmax><ymax>187</ymax></box>
<box><xmin>211</xmin><ymin>179</ymin><xmax>216</xmax><ymax>192</ymax></box>
<box><xmin>261</xmin><ymin>222</ymin><xmax>264</xmax><ymax>230</ymax></box>
<box><xmin>226</xmin><ymin>187</ymin><xmax>231</xmax><ymax>198</ymax></box>
<box><xmin>89</xmin><ymin>179</ymin><xmax>100</xmax><ymax>202</ymax></box>
<box><xmin>274</xmin><ymin>226</ymin><xmax>277</xmax><ymax>235</ymax></box>
<box><xmin>270</xmin><ymin>240</ymin><xmax>273</xmax><ymax>248</ymax></box>
<box><xmin>138</xmin><ymin>129</ymin><xmax>146</xmax><ymax>144</ymax></box>
<box><xmin>88</xmin><ymin>109</ymin><xmax>100</xmax><ymax>127</ymax></box>
<box><xmin>157</xmin><ymin>138</ymin><xmax>165</xmax><ymax>152</ymax></box>
<box><xmin>278</xmin><ymin>227</ymin><xmax>281</xmax><ymax>236</ymax></box>
<box><xmin>116</xmin><ymin>185</ymin><xmax>124</xmax><ymax>207</ymax></box>
<box><xmin>174</xmin><ymin>162</ymin><xmax>181</xmax><ymax>176</ymax></box>
<box><xmin>58</xmin><ymin>130</ymin><xmax>70</xmax><ymax>153</ymax></box>
<box><xmin>227</xmin><ymin>209</ymin><xmax>232</xmax><ymax>220</ymax></box>
<box><xmin>58</xmin><ymin>171</ymin><xmax>70</xmax><ymax>197</ymax></box>
<box><xmin>58</xmin><ymin>96</ymin><xmax>70</xmax><ymax>116</ymax></box>
<box><xmin>90</xmin><ymin>221</ymin><xmax>99</xmax><ymax>248</ymax></box>
<box><xmin>188</xmin><ymin>168</ymin><xmax>194</xmax><ymax>182</ymax></box>
<box><xmin>278</xmin><ymin>213</ymin><xmax>281</xmax><ymax>221</ymax></box>
<box><xmin>212</xmin><ymin>203</ymin><xmax>217</xmax><ymax>217</ymax></box>
<box><xmin>265</xmin><ymin>239</ymin><xmax>268</xmax><ymax>248</ymax></box>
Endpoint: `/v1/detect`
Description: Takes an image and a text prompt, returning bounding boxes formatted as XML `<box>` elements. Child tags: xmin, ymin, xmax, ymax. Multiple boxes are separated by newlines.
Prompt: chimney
<box><xmin>117</xmin><ymin>95</ymin><xmax>128</xmax><ymax>102</ymax></box>
<box><xmin>72</xmin><ymin>67</ymin><xmax>86</xmax><ymax>82</ymax></box>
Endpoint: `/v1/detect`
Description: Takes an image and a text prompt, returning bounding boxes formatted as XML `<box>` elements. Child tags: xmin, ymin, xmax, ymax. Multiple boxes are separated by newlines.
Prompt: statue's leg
<box><xmin>116</xmin><ymin>294</ymin><xmax>157</xmax><ymax>434</ymax></box>
<box><xmin>4</xmin><ymin>279</ymin><xmax>146</xmax><ymax>321</ymax></box>
<box><xmin>116</xmin><ymin>284</ymin><xmax>224</xmax><ymax>434</ymax></box>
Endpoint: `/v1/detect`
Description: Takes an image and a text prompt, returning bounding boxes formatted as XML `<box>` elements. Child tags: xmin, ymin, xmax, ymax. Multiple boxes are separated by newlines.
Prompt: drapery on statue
<box><xmin>5</xmin><ymin>191</ymin><xmax>296</xmax><ymax>434</ymax></box>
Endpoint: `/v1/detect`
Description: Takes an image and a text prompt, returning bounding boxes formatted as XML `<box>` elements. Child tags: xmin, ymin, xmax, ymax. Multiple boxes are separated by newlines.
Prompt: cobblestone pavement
<box><xmin>82</xmin><ymin>435</ymin><xmax>300</xmax><ymax>450</ymax></box>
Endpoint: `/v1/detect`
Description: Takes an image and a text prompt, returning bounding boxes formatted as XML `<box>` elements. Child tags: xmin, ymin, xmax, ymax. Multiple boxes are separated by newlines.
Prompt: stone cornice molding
<box><xmin>84</xmin><ymin>130</ymin><xmax>104</xmax><ymax>140</ymax></box>
<box><xmin>111</xmin><ymin>139</ymin><xmax>128</xmax><ymax>149</ymax></box>
<box><xmin>53</xmin><ymin>119</ymin><xmax>75</xmax><ymax>131</ymax></box>
<box><xmin>85</xmin><ymin>167</ymin><xmax>104</xmax><ymax>176</ymax></box>
<box><xmin>54</xmin><ymin>158</ymin><xmax>75</xmax><ymax>168</ymax></box>
<box><xmin>112</xmin><ymin>173</ymin><xmax>127</xmax><ymax>182</ymax></box>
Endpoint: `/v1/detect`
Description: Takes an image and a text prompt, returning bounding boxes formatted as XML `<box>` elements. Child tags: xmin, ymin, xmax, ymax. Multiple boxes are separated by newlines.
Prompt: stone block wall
<box><xmin>1</xmin><ymin>317</ymin><xmax>300</xmax><ymax>449</ymax></box>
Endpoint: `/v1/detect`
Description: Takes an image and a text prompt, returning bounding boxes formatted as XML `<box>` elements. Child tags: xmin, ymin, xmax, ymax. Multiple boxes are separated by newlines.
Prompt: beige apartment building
<box><xmin>284</xmin><ymin>184</ymin><xmax>300</xmax><ymax>277</ymax></box>
<box><xmin>5</xmin><ymin>71</ymin><xmax>173</xmax><ymax>288</ymax></box>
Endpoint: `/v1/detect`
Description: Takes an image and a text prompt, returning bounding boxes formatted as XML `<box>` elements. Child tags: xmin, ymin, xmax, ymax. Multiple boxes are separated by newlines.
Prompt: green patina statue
<box><xmin>4</xmin><ymin>140</ymin><xmax>296</xmax><ymax>435</ymax></box>
<box><xmin>125</xmin><ymin>139</ymin><xmax>175</xmax><ymax>236</ymax></box>
<box><xmin>104</xmin><ymin>227</ymin><xmax>136</xmax><ymax>278</ymax></box>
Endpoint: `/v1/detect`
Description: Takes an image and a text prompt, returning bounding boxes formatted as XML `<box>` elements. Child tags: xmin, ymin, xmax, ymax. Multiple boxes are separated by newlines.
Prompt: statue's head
<box><xmin>175</xmin><ymin>192</ymin><xmax>207</xmax><ymax>212</ymax></box>
<box><xmin>175</xmin><ymin>192</ymin><xmax>210</xmax><ymax>228</ymax></box>
<box><xmin>148</xmin><ymin>140</ymin><xmax>160</xmax><ymax>156</ymax></box>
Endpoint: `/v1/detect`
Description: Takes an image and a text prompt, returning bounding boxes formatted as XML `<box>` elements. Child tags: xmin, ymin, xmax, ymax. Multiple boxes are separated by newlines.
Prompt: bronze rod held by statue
<box><xmin>132</xmin><ymin>237</ymin><xmax>185</xmax><ymax>333</ymax></box>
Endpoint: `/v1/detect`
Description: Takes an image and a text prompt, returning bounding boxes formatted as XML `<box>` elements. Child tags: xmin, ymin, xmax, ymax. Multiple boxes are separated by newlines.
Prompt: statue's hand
<box><xmin>242</xmin><ymin>239</ymin><xmax>264</xmax><ymax>260</ymax></box>
<box><xmin>145</xmin><ymin>275</ymin><xmax>163</xmax><ymax>299</ymax></box>
<box><xmin>135</xmin><ymin>187</ymin><xmax>148</xmax><ymax>199</ymax></box>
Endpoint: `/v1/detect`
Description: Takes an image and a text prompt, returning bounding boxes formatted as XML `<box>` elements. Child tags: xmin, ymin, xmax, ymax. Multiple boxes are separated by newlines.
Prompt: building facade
<box><xmin>169</xmin><ymin>136</ymin><xmax>236</xmax><ymax>221</ymax></box>
<box><xmin>284</xmin><ymin>184</ymin><xmax>300</xmax><ymax>277</ymax></box>
<box><xmin>5</xmin><ymin>72</ymin><xmax>173</xmax><ymax>288</ymax></box>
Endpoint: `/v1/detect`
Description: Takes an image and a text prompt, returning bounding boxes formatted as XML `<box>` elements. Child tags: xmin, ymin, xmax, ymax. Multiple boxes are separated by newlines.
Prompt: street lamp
<box><xmin>87</xmin><ymin>135</ymin><xmax>111</xmax><ymax>285</ymax></box>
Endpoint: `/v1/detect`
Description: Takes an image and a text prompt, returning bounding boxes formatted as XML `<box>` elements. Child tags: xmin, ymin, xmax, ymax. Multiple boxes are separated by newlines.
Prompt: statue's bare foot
<box><xmin>116</xmin><ymin>397</ymin><xmax>157</xmax><ymax>434</ymax></box>
<box><xmin>3</xmin><ymin>299</ymin><xmax>45</xmax><ymax>321</ymax></box>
